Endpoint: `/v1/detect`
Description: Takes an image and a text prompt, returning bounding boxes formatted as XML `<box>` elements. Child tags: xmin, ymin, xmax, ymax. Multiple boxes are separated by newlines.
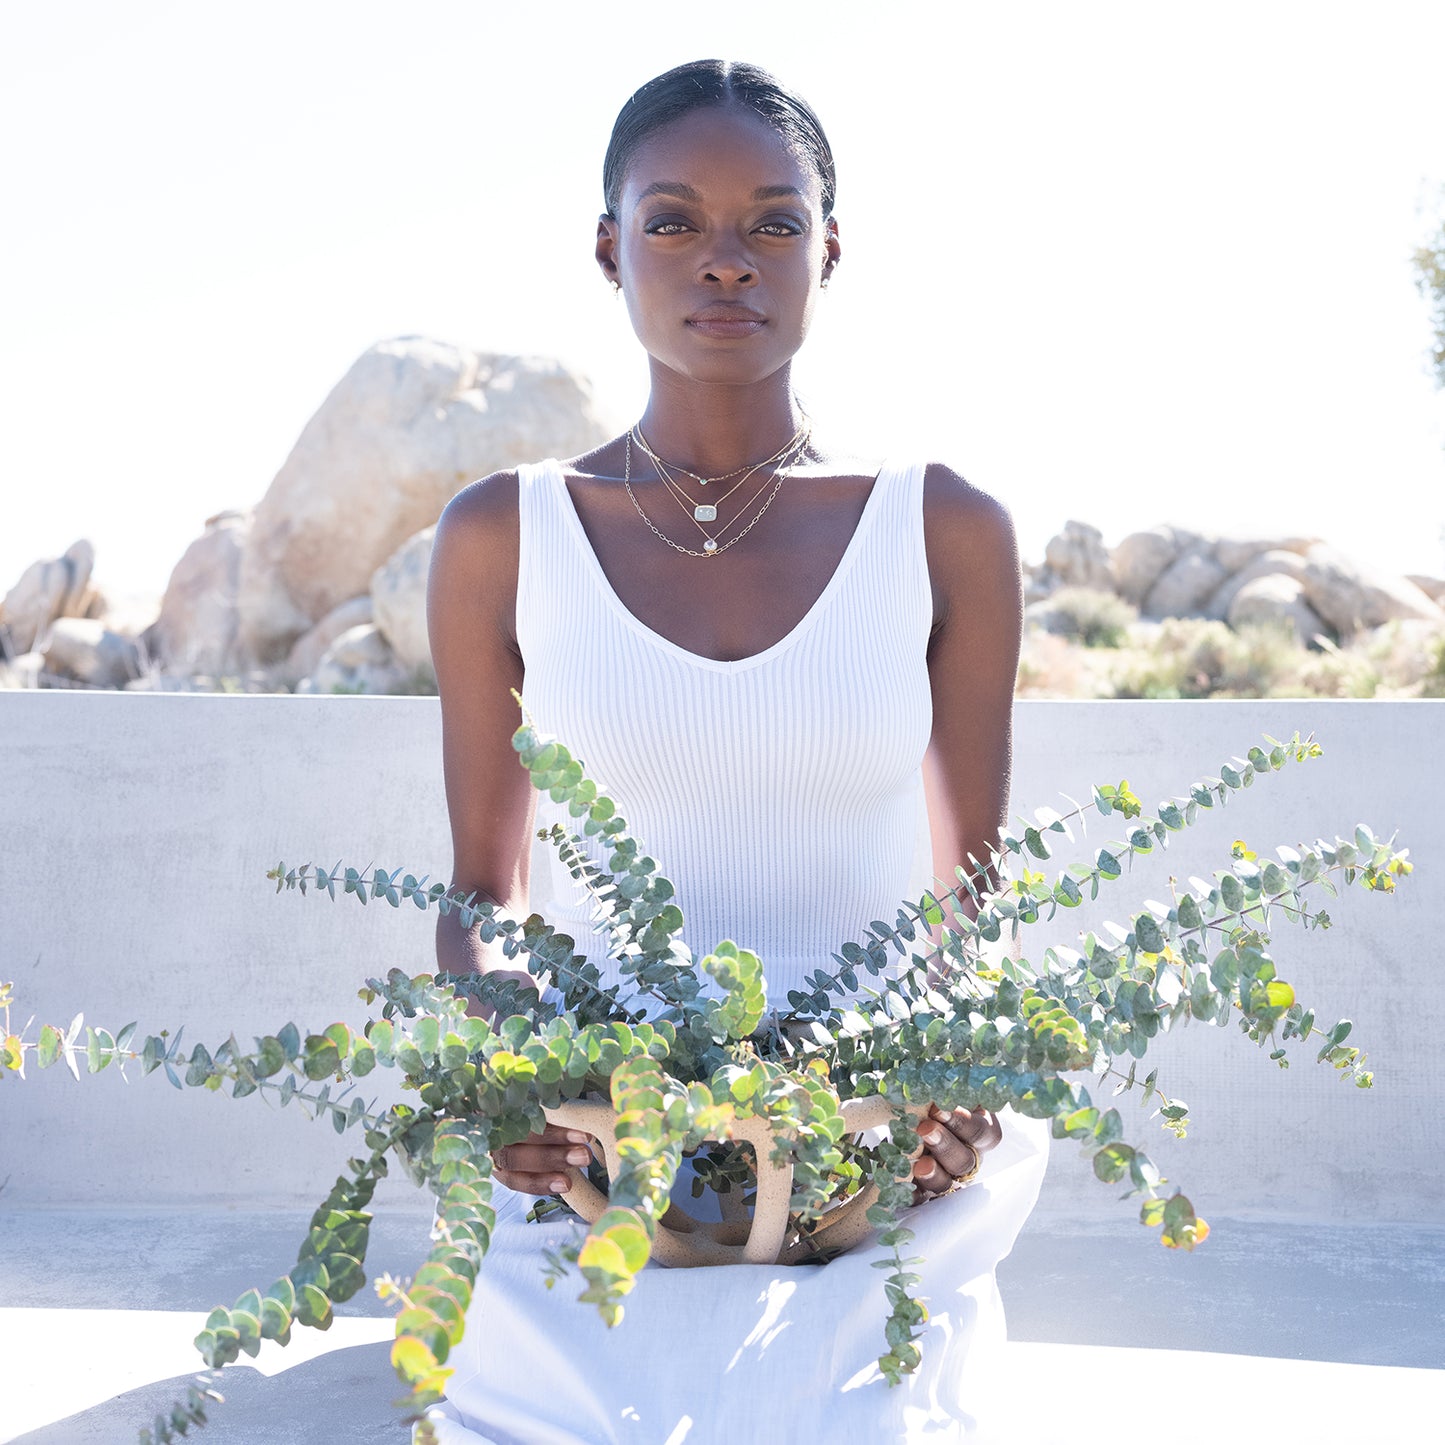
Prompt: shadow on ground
<box><xmin>11</xmin><ymin>1341</ymin><xmax>407</xmax><ymax>1444</ymax></box>
<box><xmin>1001</xmin><ymin>1213</ymin><xmax>1445</xmax><ymax>1369</ymax></box>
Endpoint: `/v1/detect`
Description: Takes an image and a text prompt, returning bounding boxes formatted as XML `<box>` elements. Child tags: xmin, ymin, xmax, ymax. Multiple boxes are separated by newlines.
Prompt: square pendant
<box><xmin>693</xmin><ymin>504</ymin><xmax>718</xmax><ymax>523</ymax></box>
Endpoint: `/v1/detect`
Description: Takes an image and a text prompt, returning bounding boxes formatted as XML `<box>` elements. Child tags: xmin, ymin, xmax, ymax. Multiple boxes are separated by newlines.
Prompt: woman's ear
<box><xmin>596</xmin><ymin>215</ymin><xmax>621</xmax><ymax>287</ymax></box>
<box><xmin>821</xmin><ymin>217</ymin><xmax>841</xmax><ymax>287</ymax></box>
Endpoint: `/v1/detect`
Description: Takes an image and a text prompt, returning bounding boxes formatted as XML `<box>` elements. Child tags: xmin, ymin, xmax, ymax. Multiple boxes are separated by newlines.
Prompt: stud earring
<box><xmin>610</xmin><ymin>280</ymin><xmax>621</xmax><ymax>296</ymax></box>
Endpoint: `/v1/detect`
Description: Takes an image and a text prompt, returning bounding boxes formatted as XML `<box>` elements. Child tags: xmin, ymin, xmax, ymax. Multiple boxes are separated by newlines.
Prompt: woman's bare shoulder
<box><xmin>921</xmin><ymin>462</ymin><xmax>1016</xmax><ymax>551</ymax></box>
<box><xmin>429</xmin><ymin>472</ymin><xmax>525</xmax><ymax>648</ymax></box>
<box><xmin>437</xmin><ymin>469</ymin><xmax>522</xmax><ymax>542</ymax></box>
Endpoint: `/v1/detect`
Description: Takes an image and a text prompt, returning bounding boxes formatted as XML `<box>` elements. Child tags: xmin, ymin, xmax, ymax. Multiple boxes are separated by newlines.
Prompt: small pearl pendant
<box><xmin>703</xmin><ymin>539</ymin><xmax>718</xmax><ymax>554</ymax></box>
<box><xmin>694</xmin><ymin>504</ymin><xmax>717</xmax><ymax>523</ymax></box>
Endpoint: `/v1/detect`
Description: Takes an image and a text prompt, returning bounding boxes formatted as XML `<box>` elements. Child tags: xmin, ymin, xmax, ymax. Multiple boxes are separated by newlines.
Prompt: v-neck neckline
<box><xmin>543</xmin><ymin>457</ymin><xmax>894</xmax><ymax>674</ymax></box>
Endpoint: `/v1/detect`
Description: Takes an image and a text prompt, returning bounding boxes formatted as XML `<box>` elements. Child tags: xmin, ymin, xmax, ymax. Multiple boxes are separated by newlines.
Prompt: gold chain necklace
<box><xmin>630</xmin><ymin>424</ymin><xmax>803</xmax><ymax>489</ymax></box>
<box><xmin>639</xmin><ymin>435</ymin><xmax>801</xmax><ymax>531</ymax></box>
<box><xmin>630</xmin><ymin>423</ymin><xmax>807</xmax><ymax>526</ymax></box>
<box><xmin>623</xmin><ymin>428</ymin><xmax>810</xmax><ymax>558</ymax></box>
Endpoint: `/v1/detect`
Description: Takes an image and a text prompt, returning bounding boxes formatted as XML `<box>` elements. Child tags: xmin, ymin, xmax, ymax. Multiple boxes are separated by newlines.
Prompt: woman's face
<box><xmin>597</xmin><ymin>104</ymin><xmax>840</xmax><ymax>387</ymax></box>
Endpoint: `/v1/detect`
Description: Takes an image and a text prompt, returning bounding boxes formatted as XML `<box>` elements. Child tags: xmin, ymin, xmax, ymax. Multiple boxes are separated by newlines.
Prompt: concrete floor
<box><xmin>3</xmin><ymin>1206</ymin><xmax>1442</xmax><ymax>1444</ymax></box>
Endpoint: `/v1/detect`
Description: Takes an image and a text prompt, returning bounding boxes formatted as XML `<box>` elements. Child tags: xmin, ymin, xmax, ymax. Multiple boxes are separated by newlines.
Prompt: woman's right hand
<box><xmin>492</xmin><ymin>1122</ymin><xmax>596</xmax><ymax>1195</ymax></box>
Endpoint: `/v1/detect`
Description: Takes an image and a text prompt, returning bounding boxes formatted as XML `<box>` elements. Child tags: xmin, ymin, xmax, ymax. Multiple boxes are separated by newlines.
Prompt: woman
<box><xmin>422</xmin><ymin>59</ymin><xmax>1049</xmax><ymax>1444</ymax></box>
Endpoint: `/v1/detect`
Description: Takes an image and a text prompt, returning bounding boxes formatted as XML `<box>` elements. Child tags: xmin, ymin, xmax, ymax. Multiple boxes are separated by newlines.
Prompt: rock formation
<box><xmin>294</xmin><ymin>624</ymin><xmax>408</xmax><ymax>695</ymax></box>
<box><xmin>1226</xmin><ymin>574</ymin><xmax>1327</xmax><ymax>641</ymax></box>
<box><xmin>370</xmin><ymin>526</ymin><xmax>435</xmax><ymax>681</ymax></box>
<box><xmin>1298</xmin><ymin>544</ymin><xmax>1443</xmax><ymax>638</ymax></box>
<box><xmin>283</xmin><ymin>596</ymin><xmax>374</xmax><ymax>687</ymax></box>
<box><xmin>1036</xmin><ymin>524</ymin><xmax>1445</xmax><ymax>643</ymax></box>
<box><xmin>6</xmin><ymin>332</ymin><xmax>1442</xmax><ymax>698</ymax></box>
<box><xmin>40</xmin><ymin>618</ymin><xmax>144</xmax><ymax>688</ymax></box>
<box><xmin>1407</xmin><ymin>573</ymin><xmax>1445</xmax><ymax>605</ymax></box>
<box><xmin>236</xmin><ymin>336</ymin><xmax>610</xmax><ymax>665</ymax></box>
<box><xmin>0</xmin><ymin>540</ymin><xmax>102</xmax><ymax>655</ymax></box>
<box><xmin>1039</xmin><ymin>520</ymin><xmax>1113</xmax><ymax>593</ymax></box>
<box><xmin>145</xmin><ymin>510</ymin><xmax>251</xmax><ymax>677</ymax></box>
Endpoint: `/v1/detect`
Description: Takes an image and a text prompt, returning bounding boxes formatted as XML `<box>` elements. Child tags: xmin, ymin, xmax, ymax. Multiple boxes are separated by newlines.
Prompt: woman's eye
<box><xmin>756</xmin><ymin>219</ymin><xmax>804</xmax><ymax>237</ymax></box>
<box><xmin>644</xmin><ymin>219</ymin><xmax>692</xmax><ymax>236</ymax></box>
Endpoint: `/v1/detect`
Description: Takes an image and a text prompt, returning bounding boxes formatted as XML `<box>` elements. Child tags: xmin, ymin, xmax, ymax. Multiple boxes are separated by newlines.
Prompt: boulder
<box><xmin>1202</xmin><ymin>549</ymin><xmax>1310</xmax><ymax>623</ymax></box>
<box><xmin>237</xmin><ymin>337</ymin><xmax>610</xmax><ymax>663</ymax></box>
<box><xmin>1227</xmin><ymin>574</ymin><xmax>1329</xmax><ymax>642</ymax></box>
<box><xmin>40</xmin><ymin>617</ymin><xmax>145</xmax><ymax>687</ymax></box>
<box><xmin>1041</xmin><ymin>521</ymin><xmax>1113</xmax><ymax>593</ymax></box>
<box><xmin>148</xmin><ymin>510</ymin><xmax>251</xmax><ymax>677</ymax></box>
<box><xmin>1212</xmin><ymin>535</ymin><xmax>1317</xmax><ymax>574</ymax></box>
<box><xmin>295</xmin><ymin>624</ymin><xmax>408</xmax><ymax>695</ymax></box>
<box><xmin>1021</xmin><ymin>562</ymin><xmax>1053</xmax><ymax>607</ymax></box>
<box><xmin>372</xmin><ymin>526</ymin><xmax>435</xmax><ymax>679</ymax></box>
<box><xmin>1406</xmin><ymin>574</ymin><xmax>1445</xmax><ymax>606</ymax></box>
<box><xmin>1142</xmin><ymin>546</ymin><xmax>1229</xmax><ymax>619</ymax></box>
<box><xmin>1111</xmin><ymin>528</ymin><xmax>1186</xmax><ymax>606</ymax></box>
<box><xmin>283</xmin><ymin>596</ymin><xmax>374</xmax><ymax>686</ymax></box>
<box><xmin>0</xmin><ymin>540</ymin><xmax>99</xmax><ymax>654</ymax></box>
<box><xmin>1300</xmin><ymin>545</ymin><xmax>1445</xmax><ymax>638</ymax></box>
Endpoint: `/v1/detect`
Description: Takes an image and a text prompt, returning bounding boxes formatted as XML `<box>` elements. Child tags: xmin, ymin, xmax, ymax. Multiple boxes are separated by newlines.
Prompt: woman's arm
<box><xmin>921</xmin><ymin>462</ymin><xmax>1023</xmax><ymax>919</ymax></box>
<box><xmin>911</xmin><ymin>463</ymin><xmax>1023</xmax><ymax>1197</ymax></box>
<box><xmin>427</xmin><ymin>471</ymin><xmax>538</xmax><ymax>1001</ymax></box>
<box><xmin>429</xmin><ymin>471</ymin><xmax>595</xmax><ymax>1196</ymax></box>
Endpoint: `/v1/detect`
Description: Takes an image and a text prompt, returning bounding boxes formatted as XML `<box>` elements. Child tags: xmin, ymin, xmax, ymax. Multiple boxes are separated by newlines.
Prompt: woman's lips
<box><xmin>686</xmin><ymin>310</ymin><xmax>766</xmax><ymax>339</ymax></box>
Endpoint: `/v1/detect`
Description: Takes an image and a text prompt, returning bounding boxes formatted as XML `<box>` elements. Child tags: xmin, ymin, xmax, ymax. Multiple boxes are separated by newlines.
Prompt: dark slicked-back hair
<box><xmin>602</xmin><ymin>59</ymin><xmax>837</xmax><ymax>220</ymax></box>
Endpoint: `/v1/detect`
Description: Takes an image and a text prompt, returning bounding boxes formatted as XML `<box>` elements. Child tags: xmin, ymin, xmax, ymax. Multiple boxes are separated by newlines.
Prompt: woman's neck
<box><xmin>635</xmin><ymin>363</ymin><xmax>808</xmax><ymax>476</ymax></box>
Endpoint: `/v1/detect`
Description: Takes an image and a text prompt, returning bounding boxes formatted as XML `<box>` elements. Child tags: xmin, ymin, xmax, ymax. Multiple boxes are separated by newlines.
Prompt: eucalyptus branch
<box><xmin>269</xmin><ymin>863</ymin><xmax>644</xmax><ymax>1028</ymax></box>
<box><xmin>5</xmin><ymin>724</ymin><xmax>1407</xmax><ymax>1437</ymax></box>
<box><xmin>773</xmin><ymin>734</ymin><xmax>1327</xmax><ymax>1030</ymax></box>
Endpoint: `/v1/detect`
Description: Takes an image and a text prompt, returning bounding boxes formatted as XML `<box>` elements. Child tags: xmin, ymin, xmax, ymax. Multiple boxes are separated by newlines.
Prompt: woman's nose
<box><xmin>700</xmin><ymin>254</ymin><xmax>756</xmax><ymax>287</ymax></box>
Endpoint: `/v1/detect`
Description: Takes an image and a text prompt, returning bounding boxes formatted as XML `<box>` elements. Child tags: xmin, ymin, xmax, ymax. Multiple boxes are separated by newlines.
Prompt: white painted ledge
<box><xmin>1</xmin><ymin>696</ymin><xmax>1441</xmax><ymax>1439</ymax></box>
<box><xmin>2</xmin><ymin>695</ymin><xmax>1440</xmax><ymax>1218</ymax></box>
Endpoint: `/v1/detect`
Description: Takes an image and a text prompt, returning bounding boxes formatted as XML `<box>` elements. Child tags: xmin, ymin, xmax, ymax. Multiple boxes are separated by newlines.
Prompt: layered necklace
<box><xmin>623</xmin><ymin>418</ymin><xmax>812</xmax><ymax>559</ymax></box>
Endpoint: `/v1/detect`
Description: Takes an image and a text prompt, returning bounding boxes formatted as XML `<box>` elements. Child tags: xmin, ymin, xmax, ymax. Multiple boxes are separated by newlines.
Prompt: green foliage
<box><xmin>1020</xmin><ymin>614</ymin><xmax>1445</xmax><ymax>701</ymax></box>
<box><xmin>1034</xmin><ymin>586</ymin><xmax>1138</xmax><ymax>648</ymax></box>
<box><xmin>1</xmin><ymin>723</ymin><xmax>1410</xmax><ymax>1439</ymax></box>
<box><xmin>1421</xmin><ymin>631</ymin><xmax>1445</xmax><ymax>699</ymax></box>
<box><xmin>1108</xmin><ymin>619</ymin><xmax>1309</xmax><ymax>699</ymax></box>
<box><xmin>1414</xmin><ymin>201</ymin><xmax>1445</xmax><ymax>388</ymax></box>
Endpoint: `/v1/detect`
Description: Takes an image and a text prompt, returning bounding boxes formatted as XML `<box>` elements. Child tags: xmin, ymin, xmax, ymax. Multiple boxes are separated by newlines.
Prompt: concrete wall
<box><xmin>1</xmin><ymin>695</ymin><xmax>1440</xmax><ymax>1223</ymax></box>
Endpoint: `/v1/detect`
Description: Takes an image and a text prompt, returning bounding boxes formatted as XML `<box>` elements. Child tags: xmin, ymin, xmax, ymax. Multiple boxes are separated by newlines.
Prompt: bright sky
<box><xmin>3</xmin><ymin>0</ymin><xmax>1443</xmax><ymax>598</ymax></box>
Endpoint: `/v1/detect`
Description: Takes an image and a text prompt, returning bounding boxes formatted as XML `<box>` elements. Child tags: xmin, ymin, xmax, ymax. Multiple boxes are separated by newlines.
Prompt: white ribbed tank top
<box><xmin>517</xmin><ymin>457</ymin><xmax>934</xmax><ymax>1006</ymax></box>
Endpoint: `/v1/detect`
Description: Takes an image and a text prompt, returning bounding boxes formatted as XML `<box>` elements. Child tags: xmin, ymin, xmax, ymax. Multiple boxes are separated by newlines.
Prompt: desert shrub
<box><xmin>1289</xmin><ymin>639</ymin><xmax>1379</xmax><ymax>699</ymax></box>
<box><xmin>1024</xmin><ymin>616</ymin><xmax>1445</xmax><ymax>701</ymax></box>
<box><xmin>1346</xmin><ymin>620</ymin><xmax>1445</xmax><ymax>698</ymax></box>
<box><xmin>1016</xmin><ymin>630</ymin><xmax>1104</xmax><ymax>698</ymax></box>
<box><xmin>1033</xmin><ymin>587</ymin><xmax>1138</xmax><ymax>649</ymax></box>
<box><xmin>1107</xmin><ymin>619</ymin><xmax>1302</xmax><ymax>699</ymax></box>
<box><xmin>1421</xmin><ymin>631</ymin><xmax>1445</xmax><ymax>698</ymax></box>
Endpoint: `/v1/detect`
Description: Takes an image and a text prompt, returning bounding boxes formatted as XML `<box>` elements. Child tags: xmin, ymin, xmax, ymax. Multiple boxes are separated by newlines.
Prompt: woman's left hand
<box><xmin>912</xmin><ymin>1104</ymin><xmax>1004</xmax><ymax>1202</ymax></box>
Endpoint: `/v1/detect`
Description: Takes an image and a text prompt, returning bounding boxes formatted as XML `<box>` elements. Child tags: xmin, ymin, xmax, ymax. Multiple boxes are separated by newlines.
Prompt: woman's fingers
<box><xmin>930</xmin><ymin>1104</ymin><xmax>1003</xmax><ymax>1154</ymax></box>
<box><xmin>491</xmin><ymin>1123</ymin><xmax>594</xmax><ymax>1196</ymax></box>
<box><xmin>492</xmin><ymin>1168</ymin><xmax>577</xmax><ymax>1195</ymax></box>
<box><xmin>911</xmin><ymin>1151</ymin><xmax>958</xmax><ymax>1196</ymax></box>
<box><xmin>911</xmin><ymin>1105</ymin><xmax>1002</xmax><ymax>1199</ymax></box>
<box><xmin>915</xmin><ymin>1123</ymin><xmax>978</xmax><ymax>1188</ymax></box>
